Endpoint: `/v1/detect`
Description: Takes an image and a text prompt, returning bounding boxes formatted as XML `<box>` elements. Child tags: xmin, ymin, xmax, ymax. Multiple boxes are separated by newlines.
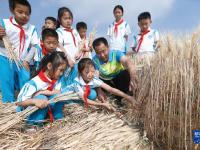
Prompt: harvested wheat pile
<box><xmin>0</xmin><ymin>95</ymin><xmax>151</xmax><ymax>150</ymax></box>
<box><xmin>130</xmin><ymin>28</ymin><xmax>200</xmax><ymax>150</ymax></box>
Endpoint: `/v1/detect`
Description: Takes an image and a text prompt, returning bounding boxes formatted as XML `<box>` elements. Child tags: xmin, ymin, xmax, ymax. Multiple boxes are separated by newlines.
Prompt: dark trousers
<box><xmin>101</xmin><ymin>70</ymin><xmax>130</xmax><ymax>100</ymax></box>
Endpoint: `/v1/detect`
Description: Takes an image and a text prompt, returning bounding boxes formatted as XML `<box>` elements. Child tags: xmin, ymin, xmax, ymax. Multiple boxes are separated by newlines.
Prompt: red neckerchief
<box><xmin>38</xmin><ymin>69</ymin><xmax>57</xmax><ymax>123</ymax></box>
<box><xmin>38</xmin><ymin>69</ymin><xmax>57</xmax><ymax>91</ymax></box>
<box><xmin>40</xmin><ymin>42</ymin><xmax>49</xmax><ymax>56</ymax></box>
<box><xmin>136</xmin><ymin>30</ymin><xmax>150</xmax><ymax>52</ymax></box>
<box><xmin>114</xmin><ymin>19</ymin><xmax>123</xmax><ymax>37</ymax></box>
<box><xmin>83</xmin><ymin>85</ymin><xmax>90</xmax><ymax>108</ymax></box>
<box><xmin>9</xmin><ymin>16</ymin><xmax>25</xmax><ymax>57</ymax></box>
<box><xmin>65</xmin><ymin>28</ymin><xmax>77</xmax><ymax>47</ymax></box>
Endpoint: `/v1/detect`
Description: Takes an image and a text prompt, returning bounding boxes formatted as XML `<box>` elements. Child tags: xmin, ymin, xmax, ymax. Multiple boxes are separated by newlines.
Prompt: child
<box><xmin>75</xmin><ymin>22</ymin><xmax>92</xmax><ymax>59</ymax></box>
<box><xmin>130</xmin><ymin>12</ymin><xmax>160</xmax><ymax>57</ymax></box>
<box><xmin>62</xmin><ymin>58</ymin><xmax>137</xmax><ymax>108</ymax></box>
<box><xmin>0</xmin><ymin>0</ymin><xmax>40</xmax><ymax>103</ymax></box>
<box><xmin>16</xmin><ymin>51</ymin><xmax>68</xmax><ymax>125</ymax></box>
<box><xmin>107</xmin><ymin>5</ymin><xmax>131</xmax><ymax>54</ymax></box>
<box><xmin>43</xmin><ymin>16</ymin><xmax>57</xmax><ymax>30</ymax></box>
<box><xmin>56</xmin><ymin>7</ymin><xmax>81</xmax><ymax>63</ymax></box>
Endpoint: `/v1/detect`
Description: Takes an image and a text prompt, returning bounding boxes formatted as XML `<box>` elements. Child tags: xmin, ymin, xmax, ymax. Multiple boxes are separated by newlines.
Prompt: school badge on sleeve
<box><xmin>193</xmin><ymin>130</ymin><xmax>200</xmax><ymax>144</ymax></box>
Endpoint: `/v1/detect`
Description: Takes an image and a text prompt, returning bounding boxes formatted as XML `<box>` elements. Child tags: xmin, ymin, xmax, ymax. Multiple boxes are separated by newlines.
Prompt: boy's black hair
<box><xmin>92</xmin><ymin>37</ymin><xmax>108</xmax><ymax>50</ymax></box>
<box><xmin>42</xmin><ymin>28</ymin><xmax>58</xmax><ymax>41</ymax></box>
<box><xmin>78</xmin><ymin>58</ymin><xmax>95</xmax><ymax>74</ymax></box>
<box><xmin>113</xmin><ymin>5</ymin><xmax>124</xmax><ymax>14</ymax></box>
<box><xmin>138</xmin><ymin>12</ymin><xmax>151</xmax><ymax>22</ymax></box>
<box><xmin>76</xmin><ymin>22</ymin><xmax>87</xmax><ymax>31</ymax></box>
<box><xmin>11</xmin><ymin>0</ymin><xmax>31</xmax><ymax>14</ymax></box>
<box><xmin>45</xmin><ymin>16</ymin><xmax>57</xmax><ymax>26</ymax></box>
<box><xmin>57</xmin><ymin>7</ymin><xmax>73</xmax><ymax>28</ymax></box>
<box><xmin>34</xmin><ymin>51</ymin><xmax>67</xmax><ymax>77</ymax></box>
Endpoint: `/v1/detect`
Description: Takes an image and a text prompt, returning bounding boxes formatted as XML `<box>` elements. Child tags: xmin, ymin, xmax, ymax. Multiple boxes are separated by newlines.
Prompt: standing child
<box><xmin>56</xmin><ymin>7</ymin><xmax>81</xmax><ymax>63</ymax></box>
<box><xmin>62</xmin><ymin>58</ymin><xmax>137</xmax><ymax>108</ymax></box>
<box><xmin>43</xmin><ymin>16</ymin><xmax>57</xmax><ymax>30</ymax></box>
<box><xmin>107</xmin><ymin>5</ymin><xmax>131</xmax><ymax>54</ymax></box>
<box><xmin>0</xmin><ymin>0</ymin><xmax>40</xmax><ymax>103</ymax></box>
<box><xmin>75</xmin><ymin>21</ymin><xmax>92</xmax><ymax>59</ymax></box>
<box><xmin>129</xmin><ymin>12</ymin><xmax>159</xmax><ymax>63</ymax></box>
<box><xmin>16</xmin><ymin>51</ymin><xmax>68</xmax><ymax>125</ymax></box>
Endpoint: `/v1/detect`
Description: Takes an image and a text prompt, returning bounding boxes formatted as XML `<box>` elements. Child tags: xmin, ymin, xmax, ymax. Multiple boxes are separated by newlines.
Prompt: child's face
<box><xmin>12</xmin><ymin>4</ymin><xmax>30</xmax><ymax>26</ymax></box>
<box><xmin>114</xmin><ymin>8</ymin><xmax>123</xmax><ymax>21</ymax></box>
<box><xmin>78</xmin><ymin>28</ymin><xmax>87</xmax><ymax>39</ymax></box>
<box><xmin>44</xmin><ymin>20</ymin><xmax>56</xmax><ymax>30</ymax></box>
<box><xmin>95</xmin><ymin>43</ymin><xmax>109</xmax><ymax>62</ymax></box>
<box><xmin>138</xmin><ymin>18</ymin><xmax>152</xmax><ymax>32</ymax></box>
<box><xmin>81</xmin><ymin>65</ymin><xmax>96</xmax><ymax>83</ymax></box>
<box><xmin>60</xmin><ymin>11</ymin><xmax>73</xmax><ymax>29</ymax></box>
<box><xmin>43</xmin><ymin>36</ymin><xmax>58</xmax><ymax>54</ymax></box>
<box><xmin>49</xmin><ymin>63</ymin><xmax>67</xmax><ymax>80</ymax></box>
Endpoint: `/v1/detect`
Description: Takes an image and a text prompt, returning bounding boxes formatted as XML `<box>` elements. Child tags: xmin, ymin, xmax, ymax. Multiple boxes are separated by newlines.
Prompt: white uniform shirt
<box><xmin>17</xmin><ymin>75</ymin><xmax>61</xmax><ymax>102</ymax></box>
<box><xmin>56</xmin><ymin>26</ymin><xmax>81</xmax><ymax>61</ymax></box>
<box><xmin>62</xmin><ymin>76</ymin><xmax>103</xmax><ymax>98</ymax></box>
<box><xmin>107</xmin><ymin>20</ymin><xmax>131</xmax><ymax>52</ymax></box>
<box><xmin>0</xmin><ymin>17</ymin><xmax>39</xmax><ymax>61</ymax></box>
<box><xmin>131</xmin><ymin>28</ymin><xmax>159</xmax><ymax>53</ymax></box>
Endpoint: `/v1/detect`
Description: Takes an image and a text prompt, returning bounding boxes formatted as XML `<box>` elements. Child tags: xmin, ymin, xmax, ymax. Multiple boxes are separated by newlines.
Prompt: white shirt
<box><xmin>131</xmin><ymin>28</ymin><xmax>159</xmax><ymax>53</ymax></box>
<box><xmin>62</xmin><ymin>76</ymin><xmax>103</xmax><ymax>98</ymax></box>
<box><xmin>107</xmin><ymin>20</ymin><xmax>131</xmax><ymax>52</ymax></box>
<box><xmin>79</xmin><ymin>37</ymin><xmax>92</xmax><ymax>59</ymax></box>
<box><xmin>17</xmin><ymin>75</ymin><xmax>61</xmax><ymax>102</ymax></box>
<box><xmin>56</xmin><ymin>26</ymin><xmax>81</xmax><ymax>62</ymax></box>
<box><xmin>0</xmin><ymin>18</ymin><xmax>40</xmax><ymax>61</ymax></box>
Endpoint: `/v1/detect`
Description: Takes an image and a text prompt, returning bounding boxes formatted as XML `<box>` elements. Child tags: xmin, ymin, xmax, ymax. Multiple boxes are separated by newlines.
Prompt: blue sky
<box><xmin>0</xmin><ymin>0</ymin><xmax>199</xmax><ymax>37</ymax></box>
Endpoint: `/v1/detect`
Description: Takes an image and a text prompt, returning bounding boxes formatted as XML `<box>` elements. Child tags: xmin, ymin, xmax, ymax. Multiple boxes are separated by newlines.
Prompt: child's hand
<box><xmin>0</xmin><ymin>25</ymin><xmax>6</xmax><ymax>39</ymax></box>
<box><xmin>102</xmin><ymin>102</ymin><xmax>116</xmax><ymax>111</ymax></box>
<box><xmin>23</xmin><ymin>61</ymin><xmax>30</xmax><ymax>71</ymax></box>
<box><xmin>74</xmin><ymin>51</ymin><xmax>83</xmax><ymax>60</ymax></box>
<box><xmin>126</xmin><ymin>96</ymin><xmax>141</xmax><ymax>109</ymax></box>
<box><xmin>33</xmin><ymin>100</ymin><xmax>49</xmax><ymax>109</ymax></box>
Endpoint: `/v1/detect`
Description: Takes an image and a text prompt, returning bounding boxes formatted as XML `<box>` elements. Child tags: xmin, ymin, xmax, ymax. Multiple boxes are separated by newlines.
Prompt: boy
<box><xmin>0</xmin><ymin>0</ymin><xmax>40</xmax><ymax>103</ymax></box>
<box><xmin>43</xmin><ymin>16</ymin><xmax>57</xmax><ymax>30</ymax></box>
<box><xmin>25</xmin><ymin>28</ymin><xmax>59</xmax><ymax>75</ymax></box>
<box><xmin>130</xmin><ymin>12</ymin><xmax>159</xmax><ymax>55</ymax></box>
<box><xmin>75</xmin><ymin>21</ymin><xmax>92</xmax><ymax>59</ymax></box>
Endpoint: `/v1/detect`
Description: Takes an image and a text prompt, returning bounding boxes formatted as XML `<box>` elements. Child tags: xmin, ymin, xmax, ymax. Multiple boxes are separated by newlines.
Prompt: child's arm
<box><xmin>100</xmin><ymin>82</ymin><xmax>138</xmax><ymax>105</ymax></box>
<box><xmin>16</xmin><ymin>99</ymin><xmax>49</xmax><ymax>109</ymax></box>
<box><xmin>84</xmin><ymin>98</ymin><xmax>114</xmax><ymax>110</ymax></box>
<box><xmin>58</xmin><ymin>44</ymin><xmax>75</xmax><ymax>67</ymax></box>
<box><xmin>34</xmin><ymin>90</ymin><xmax>60</xmax><ymax>97</ymax></box>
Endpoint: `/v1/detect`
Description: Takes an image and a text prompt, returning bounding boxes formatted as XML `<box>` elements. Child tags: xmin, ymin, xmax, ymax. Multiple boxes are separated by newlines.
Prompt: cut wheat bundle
<box><xmin>0</xmin><ymin>92</ymin><xmax>79</xmax><ymax>134</ymax></box>
<box><xmin>130</xmin><ymin>28</ymin><xmax>200</xmax><ymax>149</ymax></box>
<box><xmin>2</xmin><ymin>36</ymin><xmax>23</xmax><ymax>69</ymax></box>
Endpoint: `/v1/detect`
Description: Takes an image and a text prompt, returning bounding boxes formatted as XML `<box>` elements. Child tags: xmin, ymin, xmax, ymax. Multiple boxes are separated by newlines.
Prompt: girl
<box><xmin>107</xmin><ymin>5</ymin><xmax>131</xmax><ymax>54</ymax></box>
<box><xmin>16</xmin><ymin>51</ymin><xmax>68</xmax><ymax>125</ymax></box>
<box><xmin>56</xmin><ymin>7</ymin><xmax>81</xmax><ymax>63</ymax></box>
<box><xmin>62</xmin><ymin>58</ymin><xmax>137</xmax><ymax>109</ymax></box>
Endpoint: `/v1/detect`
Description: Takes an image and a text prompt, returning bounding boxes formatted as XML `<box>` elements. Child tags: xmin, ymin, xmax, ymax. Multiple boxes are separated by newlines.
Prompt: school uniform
<box><xmin>131</xmin><ymin>28</ymin><xmax>159</xmax><ymax>54</ymax></box>
<box><xmin>0</xmin><ymin>17</ymin><xmax>40</xmax><ymax>103</ymax></box>
<box><xmin>62</xmin><ymin>76</ymin><xmax>103</xmax><ymax>103</ymax></box>
<box><xmin>131</xmin><ymin>28</ymin><xmax>159</xmax><ymax>65</ymax></box>
<box><xmin>107</xmin><ymin>19</ymin><xmax>131</xmax><ymax>53</ymax></box>
<box><xmin>56</xmin><ymin>26</ymin><xmax>81</xmax><ymax>62</ymax></box>
<box><xmin>79</xmin><ymin>37</ymin><xmax>92</xmax><ymax>59</ymax></box>
<box><xmin>17</xmin><ymin>70</ymin><xmax>64</xmax><ymax>125</ymax></box>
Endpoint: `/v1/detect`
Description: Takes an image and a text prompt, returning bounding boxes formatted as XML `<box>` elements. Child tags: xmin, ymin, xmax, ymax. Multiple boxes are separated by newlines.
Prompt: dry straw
<box><xmin>130</xmin><ymin>27</ymin><xmax>200</xmax><ymax>149</ymax></box>
<box><xmin>0</xmin><ymin>104</ymin><xmax>151</xmax><ymax>150</ymax></box>
<box><xmin>0</xmin><ymin>92</ymin><xmax>79</xmax><ymax>134</ymax></box>
<box><xmin>2</xmin><ymin>36</ymin><xmax>23</xmax><ymax>69</ymax></box>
